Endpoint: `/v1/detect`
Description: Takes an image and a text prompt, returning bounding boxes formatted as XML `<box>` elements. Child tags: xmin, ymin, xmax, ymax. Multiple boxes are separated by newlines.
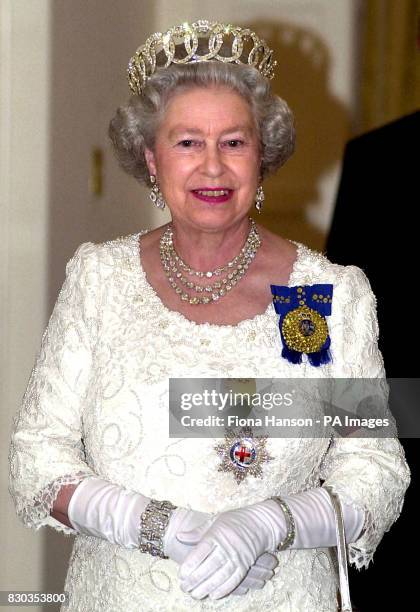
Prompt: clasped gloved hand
<box><xmin>67</xmin><ymin>477</ymin><xmax>279</xmax><ymax>596</ymax></box>
<box><xmin>177</xmin><ymin>499</ymin><xmax>284</xmax><ymax>600</ymax></box>
<box><xmin>177</xmin><ymin>488</ymin><xmax>365</xmax><ymax>600</ymax></box>
<box><xmin>163</xmin><ymin>506</ymin><xmax>278</xmax><ymax>595</ymax></box>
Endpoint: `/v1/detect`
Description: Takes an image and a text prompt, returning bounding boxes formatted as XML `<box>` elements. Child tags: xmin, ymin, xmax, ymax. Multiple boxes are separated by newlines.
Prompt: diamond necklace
<box><xmin>159</xmin><ymin>218</ymin><xmax>261</xmax><ymax>305</ymax></box>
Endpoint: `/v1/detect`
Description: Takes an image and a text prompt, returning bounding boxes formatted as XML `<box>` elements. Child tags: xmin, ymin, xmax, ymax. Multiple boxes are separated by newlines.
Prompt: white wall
<box><xmin>47</xmin><ymin>0</ymin><xmax>166</xmax><ymax>309</ymax></box>
<box><xmin>1</xmin><ymin>2</ymin><xmax>51</xmax><ymax>608</ymax></box>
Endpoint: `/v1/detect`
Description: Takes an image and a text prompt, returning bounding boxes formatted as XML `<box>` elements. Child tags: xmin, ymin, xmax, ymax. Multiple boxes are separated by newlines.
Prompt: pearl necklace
<box><xmin>159</xmin><ymin>218</ymin><xmax>261</xmax><ymax>305</ymax></box>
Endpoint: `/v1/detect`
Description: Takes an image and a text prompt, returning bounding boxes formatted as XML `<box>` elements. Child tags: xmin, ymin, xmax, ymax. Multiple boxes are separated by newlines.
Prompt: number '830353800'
<box><xmin>0</xmin><ymin>591</ymin><xmax>68</xmax><ymax>606</ymax></box>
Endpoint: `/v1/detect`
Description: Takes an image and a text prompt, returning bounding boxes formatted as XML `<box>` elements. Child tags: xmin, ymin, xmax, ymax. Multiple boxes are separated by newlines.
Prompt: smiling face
<box><xmin>144</xmin><ymin>86</ymin><xmax>263</xmax><ymax>232</ymax></box>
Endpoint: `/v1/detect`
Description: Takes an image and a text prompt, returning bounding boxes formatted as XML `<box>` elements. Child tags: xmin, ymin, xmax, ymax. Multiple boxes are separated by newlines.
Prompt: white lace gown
<box><xmin>9</xmin><ymin>231</ymin><xmax>410</xmax><ymax>612</ymax></box>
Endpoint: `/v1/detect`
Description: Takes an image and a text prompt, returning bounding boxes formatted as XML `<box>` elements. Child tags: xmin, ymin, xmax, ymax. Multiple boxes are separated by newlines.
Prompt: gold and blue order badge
<box><xmin>271</xmin><ymin>284</ymin><xmax>333</xmax><ymax>366</ymax></box>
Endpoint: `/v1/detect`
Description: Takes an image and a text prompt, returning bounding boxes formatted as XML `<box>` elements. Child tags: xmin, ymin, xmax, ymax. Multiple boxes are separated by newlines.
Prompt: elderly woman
<box><xmin>9</xmin><ymin>21</ymin><xmax>410</xmax><ymax>612</ymax></box>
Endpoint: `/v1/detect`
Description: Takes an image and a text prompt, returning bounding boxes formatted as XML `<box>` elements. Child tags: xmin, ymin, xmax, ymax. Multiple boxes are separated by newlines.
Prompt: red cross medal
<box><xmin>214</xmin><ymin>426</ymin><xmax>274</xmax><ymax>484</ymax></box>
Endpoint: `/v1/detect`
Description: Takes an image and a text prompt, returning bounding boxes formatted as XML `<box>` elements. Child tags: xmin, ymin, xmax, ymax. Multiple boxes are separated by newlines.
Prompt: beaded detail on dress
<box><xmin>8</xmin><ymin>231</ymin><xmax>410</xmax><ymax>612</ymax></box>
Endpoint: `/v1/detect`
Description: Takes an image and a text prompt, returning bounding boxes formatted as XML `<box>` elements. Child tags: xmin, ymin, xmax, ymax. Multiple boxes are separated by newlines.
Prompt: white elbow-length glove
<box><xmin>177</xmin><ymin>487</ymin><xmax>365</xmax><ymax>600</ymax></box>
<box><xmin>67</xmin><ymin>476</ymin><xmax>278</xmax><ymax>595</ymax></box>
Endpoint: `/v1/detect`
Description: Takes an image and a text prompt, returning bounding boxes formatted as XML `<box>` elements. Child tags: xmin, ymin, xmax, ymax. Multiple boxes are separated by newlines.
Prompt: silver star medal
<box><xmin>214</xmin><ymin>426</ymin><xmax>274</xmax><ymax>484</ymax></box>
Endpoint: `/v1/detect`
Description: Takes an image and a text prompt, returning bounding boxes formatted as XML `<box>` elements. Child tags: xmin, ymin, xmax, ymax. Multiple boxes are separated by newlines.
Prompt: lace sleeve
<box><xmin>320</xmin><ymin>266</ymin><xmax>411</xmax><ymax>569</ymax></box>
<box><xmin>8</xmin><ymin>243</ymin><xmax>100</xmax><ymax>536</ymax></box>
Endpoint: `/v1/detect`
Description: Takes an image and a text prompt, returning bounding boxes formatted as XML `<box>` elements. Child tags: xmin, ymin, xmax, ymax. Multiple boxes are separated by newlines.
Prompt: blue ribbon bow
<box><xmin>270</xmin><ymin>283</ymin><xmax>333</xmax><ymax>366</ymax></box>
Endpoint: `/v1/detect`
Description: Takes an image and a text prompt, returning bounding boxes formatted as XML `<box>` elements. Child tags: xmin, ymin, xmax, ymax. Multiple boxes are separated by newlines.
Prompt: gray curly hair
<box><xmin>108</xmin><ymin>61</ymin><xmax>295</xmax><ymax>186</ymax></box>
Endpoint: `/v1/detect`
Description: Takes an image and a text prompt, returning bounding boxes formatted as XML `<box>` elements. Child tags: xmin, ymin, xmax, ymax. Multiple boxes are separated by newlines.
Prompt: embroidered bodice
<box><xmin>9</xmin><ymin>232</ymin><xmax>410</xmax><ymax>611</ymax></box>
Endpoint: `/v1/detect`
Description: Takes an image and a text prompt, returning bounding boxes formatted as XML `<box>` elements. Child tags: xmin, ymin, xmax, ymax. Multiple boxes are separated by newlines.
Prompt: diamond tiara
<box><xmin>127</xmin><ymin>20</ymin><xmax>277</xmax><ymax>95</ymax></box>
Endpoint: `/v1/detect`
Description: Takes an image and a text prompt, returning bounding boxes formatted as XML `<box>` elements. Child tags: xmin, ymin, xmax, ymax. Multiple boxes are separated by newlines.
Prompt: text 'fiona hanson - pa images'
<box><xmin>167</xmin><ymin>378</ymin><xmax>408</xmax><ymax>438</ymax></box>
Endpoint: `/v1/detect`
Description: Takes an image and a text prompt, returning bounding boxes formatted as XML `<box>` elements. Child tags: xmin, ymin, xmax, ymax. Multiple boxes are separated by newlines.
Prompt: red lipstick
<box><xmin>191</xmin><ymin>188</ymin><xmax>233</xmax><ymax>204</ymax></box>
